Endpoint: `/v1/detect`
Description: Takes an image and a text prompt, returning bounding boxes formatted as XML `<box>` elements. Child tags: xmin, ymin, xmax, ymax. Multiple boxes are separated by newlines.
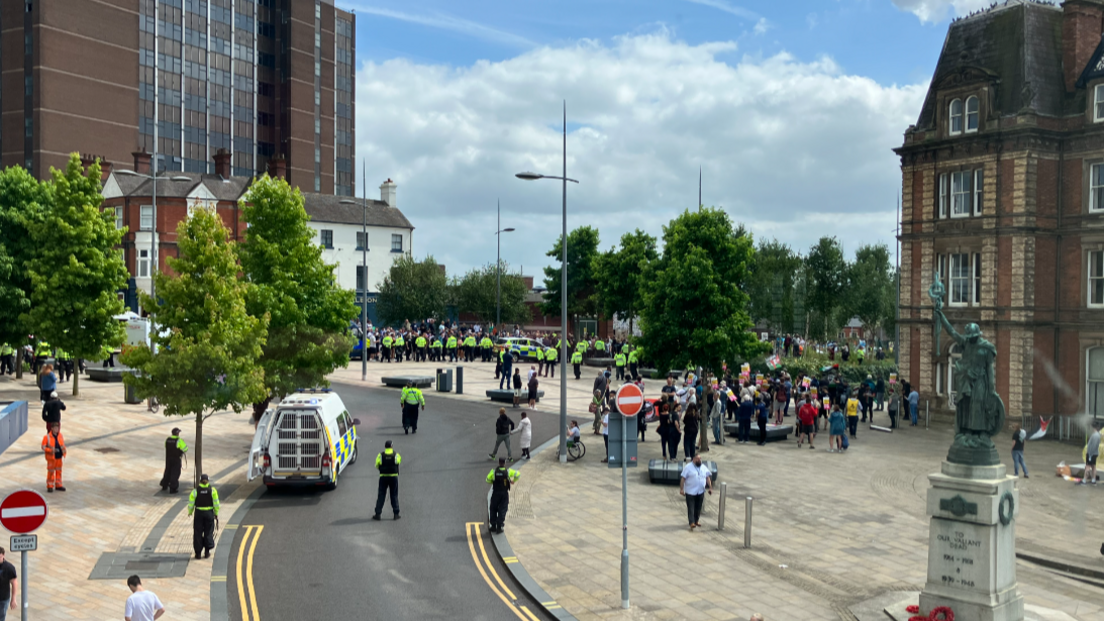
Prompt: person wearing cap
<box><xmin>188</xmin><ymin>474</ymin><xmax>219</xmax><ymax>559</ymax></box>
<box><xmin>486</xmin><ymin>457</ymin><xmax>520</xmax><ymax>534</ymax></box>
<box><xmin>160</xmin><ymin>428</ymin><xmax>189</xmax><ymax>494</ymax></box>
<box><xmin>41</xmin><ymin>390</ymin><xmax>66</xmax><ymax>432</ymax></box>
<box><xmin>41</xmin><ymin>421</ymin><xmax>66</xmax><ymax>492</ymax></box>
<box><xmin>373</xmin><ymin>440</ymin><xmax>402</xmax><ymax>520</ymax></box>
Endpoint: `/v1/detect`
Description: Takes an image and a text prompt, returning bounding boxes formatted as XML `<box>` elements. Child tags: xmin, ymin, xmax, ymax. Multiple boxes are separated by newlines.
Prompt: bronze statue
<box><xmin>929</xmin><ymin>272</ymin><xmax>1006</xmax><ymax>466</ymax></box>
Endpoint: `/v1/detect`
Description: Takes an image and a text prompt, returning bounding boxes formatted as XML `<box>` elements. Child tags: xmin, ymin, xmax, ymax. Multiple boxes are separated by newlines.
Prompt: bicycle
<box><xmin>148</xmin><ymin>396</ymin><xmax>160</xmax><ymax>414</ymax></box>
<box><xmin>566</xmin><ymin>438</ymin><xmax>586</xmax><ymax>461</ymax></box>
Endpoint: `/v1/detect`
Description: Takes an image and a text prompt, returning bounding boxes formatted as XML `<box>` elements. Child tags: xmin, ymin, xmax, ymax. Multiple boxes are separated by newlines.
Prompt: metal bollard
<box><xmin>743</xmin><ymin>496</ymin><xmax>753</xmax><ymax>548</ymax></box>
<box><xmin>717</xmin><ymin>482</ymin><xmax>727</xmax><ymax>530</ymax></box>
<box><xmin>456</xmin><ymin>366</ymin><xmax>464</xmax><ymax>394</ymax></box>
<box><xmin>925</xmin><ymin>400</ymin><xmax>929</xmax><ymax>429</ymax></box>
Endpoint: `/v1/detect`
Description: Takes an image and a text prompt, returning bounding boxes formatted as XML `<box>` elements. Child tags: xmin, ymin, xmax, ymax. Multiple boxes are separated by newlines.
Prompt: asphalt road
<box><xmin>229</xmin><ymin>378</ymin><xmax>560</xmax><ymax>621</ymax></box>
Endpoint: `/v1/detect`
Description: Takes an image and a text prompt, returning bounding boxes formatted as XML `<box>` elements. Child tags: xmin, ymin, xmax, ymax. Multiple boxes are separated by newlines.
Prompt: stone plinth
<box><xmin>918</xmin><ymin>461</ymin><xmax>1024</xmax><ymax>621</ymax></box>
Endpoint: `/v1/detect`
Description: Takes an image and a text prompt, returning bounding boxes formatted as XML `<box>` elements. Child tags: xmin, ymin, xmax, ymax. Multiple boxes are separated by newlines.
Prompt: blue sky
<box><xmin>343</xmin><ymin>0</ymin><xmax>976</xmax><ymax>283</ymax></box>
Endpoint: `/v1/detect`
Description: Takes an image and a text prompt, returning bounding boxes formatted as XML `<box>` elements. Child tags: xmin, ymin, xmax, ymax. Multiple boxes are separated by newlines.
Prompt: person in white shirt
<box><xmin>125</xmin><ymin>575</ymin><xmax>165</xmax><ymax>621</ymax></box>
<box><xmin>600</xmin><ymin>411</ymin><xmax>610</xmax><ymax>463</ymax></box>
<box><xmin>679</xmin><ymin>454</ymin><xmax>713</xmax><ymax>530</ymax></box>
<box><xmin>512</xmin><ymin>411</ymin><xmax>533</xmax><ymax>459</ymax></box>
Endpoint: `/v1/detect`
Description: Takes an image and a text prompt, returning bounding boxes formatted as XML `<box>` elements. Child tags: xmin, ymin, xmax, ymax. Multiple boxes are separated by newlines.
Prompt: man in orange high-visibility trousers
<box><xmin>41</xmin><ymin>421</ymin><xmax>66</xmax><ymax>492</ymax></box>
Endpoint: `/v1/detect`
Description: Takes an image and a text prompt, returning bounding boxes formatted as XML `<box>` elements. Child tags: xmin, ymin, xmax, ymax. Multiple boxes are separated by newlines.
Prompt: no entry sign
<box><xmin>616</xmin><ymin>383</ymin><xmax>644</xmax><ymax>416</ymax></box>
<box><xmin>1</xmin><ymin>490</ymin><xmax>48</xmax><ymax>534</ymax></box>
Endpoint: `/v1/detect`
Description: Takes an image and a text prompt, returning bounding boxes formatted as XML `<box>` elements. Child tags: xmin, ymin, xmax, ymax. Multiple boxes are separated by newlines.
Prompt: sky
<box><xmin>346</xmin><ymin>0</ymin><xmax>994</xmax><ymax>282</ymax></box>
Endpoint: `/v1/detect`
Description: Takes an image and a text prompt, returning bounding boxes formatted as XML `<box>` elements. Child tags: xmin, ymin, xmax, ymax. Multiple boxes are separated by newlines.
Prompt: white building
<box><xmin>302</xmin><ymin>179</ymin><xmax>414</xmax><ymax>294</ymax></box>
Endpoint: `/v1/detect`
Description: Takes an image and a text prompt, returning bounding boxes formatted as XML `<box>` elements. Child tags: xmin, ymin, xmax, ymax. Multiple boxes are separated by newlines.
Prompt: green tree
<box><xmin>122</xmin><ymin>209</ymin><xmax>269</xmax><ymax>478</ymax></box>
<box><xmin>805</xmin><ymin>237</ymin><xmax>847</xmax><ymax>340</ymax></box>
<box><xmin>238</xmin><ymin>175</ymin><xmax>359</xmax><ymax>419</ymax></box>
<box><xmin>746</xmin><ymin>239</ymin><xmax>802</xmax><ymax>334</ymax></box>
<box><xmin>638</xmin><ymin>208</ymin><xmax>765</xmax><ymax>374</ymax></box>
<box><xmin>541</xmin><ymin>226</ymin><xmax>600</xmax><ymax>320</ymax></box>
<box><xmin>376</xmin><ymin>255</ymin><xmax>448</xmax><ymax>326</ymax></box>
<box><xmin>594</xmin><ymin>229</ymin><xmax>658</xmax><ymax>334</ymax></box>
<box><xmin>0</xmin><ymin>165</ymin><xmax>50</xmax><ymax>374</ymax></box>
<box><xmin>846</xmin><ymin>244</ymin><xmax>894</xmax><ymax>336</ymax></box>
<box><xmin>23</xmin><ymin>155</ymin><xmax>128</xmax><ymax>395</ymax></box>
<box><xmin>455</xmin><ymin>262</ymin><xmax>531</xmax><ymax>325</ymax></box>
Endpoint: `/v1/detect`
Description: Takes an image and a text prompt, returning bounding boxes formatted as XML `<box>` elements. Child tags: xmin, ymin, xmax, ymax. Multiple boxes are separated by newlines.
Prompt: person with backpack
<box><xmin>773</xmin><ymin>381</ymin><xmax>787</xmax><ymax>425</ymax></box>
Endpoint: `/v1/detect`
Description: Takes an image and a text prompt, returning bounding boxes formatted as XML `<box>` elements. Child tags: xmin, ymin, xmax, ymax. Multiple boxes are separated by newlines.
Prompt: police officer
<box><xmin>463</xmin><ymin>333</ymin><xmax>477</xmax><ymax>362</ymax></box>
<box><xmin>400</xmin><ymin>380</ymin><xmax>426</xmax><ymax>434</ymax></box>
<box><xmin>430</xmin><ymin>335</ymin><xmax>443</xmax><ymax>362</ymax></box>
<box><xmin>188</xmin><ymin>473</ymin><xmax>219</xmax><ymax>559</ymax></box>
<box><xmin>373</xmin><ymin>440</ymin><xmax>401</xmax><ymax>520</ymax></box>
<box><xmin>544</xmin><ymin>345</ymin><xmax>557</xmax><ymax>378</ymax></box>
<box><xmin>160</xmin><ymin>428</ymin><xmax>188</xmax><ymax>494</ymax></box>
<box><xmin>535</xmin><ymin>345</ymin><xmax>545</xmax><ymax>376</ymax></box>
<box><xmin>486</xmin><ymin>457</ymin><xmax>520</xmax><ymax>534</ymax></box>
<box><xmin>1</xmin><ymin>342</ymin><xmax>16</xmax><ymax>375</ymax></box>
<box><xmin>480</xmin><ymin>334</ymin><xmax>494</xmax><ymax>362</ymax></box>
<box><xmin>32</xmin><ymin>339</ymin><xmax>51</xmax><ymax>376</ymax></box>
<box><xmin>571</xmin><ymin>349</ymin><xmax>583</xmax><ymax>380</ymax></box>
<box><xmin>628</xmin><ymin>347</ymin><xmax>639</xmax><ymax>380</ymax></box>
<box><xmin>394</xmin><ymin>332</ymin><xmax>405</xmax><ymax>363</ymax></box>
<box><xmin>446</xmin><ymin>332</ymin><xmax>458</xmax><ymax>362</ymax></box>
<box><xmin>382</xmin><ymin>332</ymin><xmax>394</xmax><ymax>362</ymax></box>
<box><xmin>614</xmin><ymin>350</ymin><xmax>627</xmax><ymax>381</ymax></box>
<box><xmin>55</xmin><ymin>348</ymin><xmax>72</xmax><ymax>383</ymax></box>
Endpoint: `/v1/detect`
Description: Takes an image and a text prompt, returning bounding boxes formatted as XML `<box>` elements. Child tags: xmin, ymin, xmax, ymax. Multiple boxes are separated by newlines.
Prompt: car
<box><xmin>495</xmin><ymin>337</ymin><xmax>547</xmax><ymax>361</ymax></box>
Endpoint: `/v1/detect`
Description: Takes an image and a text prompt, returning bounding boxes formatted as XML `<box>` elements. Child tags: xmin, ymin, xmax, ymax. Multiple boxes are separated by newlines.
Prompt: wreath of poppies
<box><xmin>906</xmin><ymin>604</ymin><xmax>954</xmax><ymax>621</ymax></box>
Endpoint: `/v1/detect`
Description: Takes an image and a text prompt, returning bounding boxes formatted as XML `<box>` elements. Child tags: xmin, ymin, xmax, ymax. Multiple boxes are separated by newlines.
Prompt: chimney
<box><xmin>266</xmin><ymin>155</ymin><xmax>287</xmax><ymax>180</ymax></box>
<box><xmin>1063</xmin><ymin>0</ymin><xmax>1104</xmax><ymax>92</ymax></box>
<box><xmin>213</xmin><ymin>148</ymin><xmax>232</xmax><ymax>178</ymax></box>
<box><xmin>132</xmin><ymin>151</ymin><xmax>151</xmax><ymax>175</ymax></box>
<box><xmin>380</xmin><ymin>178</ymin><xmax>397</xmax><ymax>208</ymax></box>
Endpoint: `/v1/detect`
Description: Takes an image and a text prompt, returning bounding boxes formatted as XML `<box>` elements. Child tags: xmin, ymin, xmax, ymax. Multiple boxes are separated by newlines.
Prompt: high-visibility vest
<box><xmin>536</xmin><ymin>348</ymin><xmax>544</xmax><ymax>361</ymax></box>
<box><xmin>395</xmin><ymin>336</ymin><xmax>405</xmax><ymax>347</ymax></box>
<box><xmin>447</xmin><ymin>337</ymin><xmax>457</xmax><ymax>348</ymax></box>
<box><xmin>571</xmin><ymin>352</ymin><xmax>583</xmax><ymax>364</ymax></box>
<box><xmin>576</xmin><ymin>342</ymin><xmax>587</xmax><ymax>353</ymax></box>
<box><xmin>595</xmin><ymin>341</ymin><xmax>606</xmax><ymax>351</ymax></box>
<box><xmin>383</xmin><ymin>336</ymin><xmax>393</xmax><ymax>347</ymax></box>
<box><xmin>546</xmin><ymin>348</ymin><xmax>557</xmax><ymax>362</ymax></box>
<box><xmin>615</xmin><ymin>353</ymin><xmax>626</xmax><ymax>367</ymax></box>
<box><xmin>464</xmin><ymin>336</ymin><xmax>476</xmax><ymax>347</ymax></box>
<box><xmin>481</xmin><ymin>337</ymin><xmax>493</xmax><ymax>348</ymax></box>
<box><xmin>416</xmin><ymin>337</ymin><xmax>427</xmax><ymax>348</ymax></box>
<box><xmin>628</xmin><ymin>351</ymin><xmax>639</xmax><ymax>364</ymax></box>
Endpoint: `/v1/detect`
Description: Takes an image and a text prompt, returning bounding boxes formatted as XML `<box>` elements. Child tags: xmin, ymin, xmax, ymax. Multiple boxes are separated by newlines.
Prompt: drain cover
<box><xmin>124</xmin><ymin>561</ymin><xmax>159</xmax><ymax>571</ymax></box>
<box><xmin>94</xmin><ymin>447</ymin><xmax>121</xmax><ymax>453</ymax></box>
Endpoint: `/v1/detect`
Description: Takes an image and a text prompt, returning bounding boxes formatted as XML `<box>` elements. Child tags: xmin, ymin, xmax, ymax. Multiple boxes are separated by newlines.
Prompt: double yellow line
<box><xmin>236</xmin><ymin>525</ymin><xmax>264</xmax><ymax>621</ymax></box>
<box><xmin>464</xmin><ymin>522</ymin><xmax>541</xmax><ymax>621</ymax></box>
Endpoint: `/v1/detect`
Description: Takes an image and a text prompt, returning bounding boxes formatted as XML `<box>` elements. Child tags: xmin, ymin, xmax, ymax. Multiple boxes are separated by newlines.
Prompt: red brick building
<box><xmin>895</xmin><ymin>0</ymin><xmax>1104</xmax><ymax>428</ymax></box>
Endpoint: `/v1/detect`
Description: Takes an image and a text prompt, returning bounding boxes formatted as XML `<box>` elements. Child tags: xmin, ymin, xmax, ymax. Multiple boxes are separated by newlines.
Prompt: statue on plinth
<box><xmin>928</xmin><ymin>272</ymin><xmax>1006</xmax><ymax>466</ymax></box>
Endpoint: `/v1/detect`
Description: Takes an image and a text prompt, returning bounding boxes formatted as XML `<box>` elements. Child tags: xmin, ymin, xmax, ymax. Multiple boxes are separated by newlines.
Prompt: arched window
<box><xmin>949</xmin><ymin>98</ymin><xmax>964</xmax><ymax>135</ymax></box>
<box><xmin>965</xmin><ymin>96</ymin><xmax>979</xmax><ymax>132</ymax></box>
<box><xmin>1087</xmin><ymin>347</ymin><xmax>1104</xmax><ymax>420</ymax></box>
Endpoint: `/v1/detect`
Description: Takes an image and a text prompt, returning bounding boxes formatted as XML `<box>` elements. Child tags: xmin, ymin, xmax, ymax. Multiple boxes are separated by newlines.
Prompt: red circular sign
<box><xmin>616</xmin><ymin>384</ymin><xmax>644</xmax><ymax>416</ymax></box>
<box><xmin>1</xmin><ymin>490</ymin><xmax>49</xmax><ymax>534</ymax></box>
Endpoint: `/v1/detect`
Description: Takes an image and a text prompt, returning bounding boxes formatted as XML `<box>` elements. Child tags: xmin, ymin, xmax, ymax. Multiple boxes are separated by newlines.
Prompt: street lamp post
<box><xmin>495</xmin><ymin>199</ymin><xmax>516</xmax><ymax>330</ymax></box>
<box><xmin>341</xmin><ymin>161</ymin><xmax>370</xmax><ymax>382</ymax></box>
<box><xmin>516</xmin><ymin>101</ymin><xmax>579</xmax><ymax>464</ymax></box>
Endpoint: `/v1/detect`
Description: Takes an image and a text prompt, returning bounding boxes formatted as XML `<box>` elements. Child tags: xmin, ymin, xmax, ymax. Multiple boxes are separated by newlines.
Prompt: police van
<box><xmin>248</xmin><ymin>389</ymin><xmax>360</xmax><ymax>490</ymax></box>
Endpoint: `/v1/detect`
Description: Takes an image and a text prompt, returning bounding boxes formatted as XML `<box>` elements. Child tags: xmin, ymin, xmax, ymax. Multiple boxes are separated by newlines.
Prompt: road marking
<box><xmin>211</xmin><ymin>575</ymin><xmax>227</xmax><ymax>582</ymax></box>
<box><xmin>235</xmin><ymin>525</ymin><xmax>264</xmax><ymax>621</ymax></box>
<box><xmin>474</xmin><ymin>522</ymin><xmax>518</xmax><ymax>600</ymax></box>
<box><xmin>0</xmin><ymin>507</ymin><xmax>45</xmax><ymax>518</ymax></box>
<box><xmin>464</xmin><ymin>522</ymin><xmax>529</xmax><ymax>620</ymax></box>
<box><xmin>519</xmin><ymin>605</ymin><xmax>541</xmax><ymax>621</ymax></box>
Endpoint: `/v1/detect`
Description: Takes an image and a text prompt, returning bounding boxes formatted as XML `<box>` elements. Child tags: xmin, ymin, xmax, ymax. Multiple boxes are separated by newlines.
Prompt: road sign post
<box><xmin>2</xmin><ymin>490</ymin><xmax>48</xmax><ymax>621</ymax></box>
<box><xmin>614</xmin><ymin>383</ymin><xmax>644</xmax><ymax>611</ymax></box>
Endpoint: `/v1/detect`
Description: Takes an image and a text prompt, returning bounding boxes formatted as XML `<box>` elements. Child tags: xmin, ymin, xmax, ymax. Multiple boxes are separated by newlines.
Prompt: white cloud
<box><xmin>344</xmin><ymin>3</ymin><xmax>533</xmax><ymax>47</ymax></box>
<box><xmin>683</xmin><ymin>0</ymin><xmax>760</xmax><ymax>21</ymax></box>
<box><xmin>891</xmin><ymin>0</ymin><xmax>992</xmax><ymax>23</ymax></box>
<box><xmin>354</xmin><ymin>33</ymin><xmax>926</xmax><ymax>280</ymax></box>
<box><xmin>753</xmin><ymin>18</ymin><xmax>770</xmax><ymax>35</ymax></box>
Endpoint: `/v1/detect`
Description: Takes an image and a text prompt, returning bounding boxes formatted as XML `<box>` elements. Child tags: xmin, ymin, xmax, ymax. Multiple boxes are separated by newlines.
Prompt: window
<box><xmin>25</xmin><ymin>74</ymin><xmax>33</xmax><ymax>95</ymax></box>
<box><xmin>939</xmin><ymin>173</ymin><xmax>948</xmax><ymax>218</ymax></box>
<box><xmin>973</xmin><ymin>252</ymin><xmax>982</xmax><ymax>305</ymax></box>
<box><xmin>949</xmin><ymin>253</ymin><xmax>971</xmax><ymax>306</ymax></box>
<box><xmin>1096</xmin><ymin>85</ymin><xmax>1104</xmax><ymax>122</ymax></box>
<box><xmin>1091</xmin><ymin>164</ymin><xmax>1104</xmax><ymax>212</ymax></box>
<box><xmin>356</xmin><ymin>231</ymin><xmax>367</xmax><ymax>250</ymax></box>
<box><xmin>114</xmin><ymin>207</ymin><xmax>124</xmax><ymax>230</ymax></box>
<box><xmin>949</xmin><ymin>98</ymin><xmax>963</xmax><ymax>135</ymax></box>
<box><xmin>391</xmin><ymin>234</ymin><xmax>403</xmax><ymax>252</ymax></box>
<box><xmin>965</xmin><ymin>96</ymin><xmax>979</xmax><ymax>132</ymax></box>
<box><xmin>951</xmin><ymin>171</ymin><xmax>971</xmax><ymax>217</ymax></box>
<box><xmin>1089</xmin><ymin>251</ymin><xmax>1104</xmax><ymax>307</ymax></box>
<box><xmin>138</xmin><ymin>249</ymin><xmax>150</xmax><ymax>278</ymax></box>
<box><xmin>936</xmin><ymin>362</ymin><xmax>943</xmax><ymax>395</ymax></box>
<box><xmin>356</xmin><ymin>265</ymin><xmax>367</xmax><ymax>291</ymax></box>
<box><xmin>973</xmin><ymin>169</ymin><xmax>983</xmax><ymax>216</ymax></box>
<box><xmin>947</xmin><ymin>344</ymin><xmax>963</xmax><ymax>405</ymax></box>
<box><xmin>24</xmin><ymin>34</ymin><xmax>31</xmax><ymax>55</ymax></box>
<box><xmin>140</xmin><ymin>205</ymin><xmax>154</xmax><ymax>230</ymax></box>
<box><xmin>24</xmin><ymin>118</ymin><xmax>32</xmax><ymax>137</ymax></box>
<box><xmin>320</xmin><ymin>229</ymin><xmax>333</xmax><ymax>248</ymax></box>
<box><xmin>1088</xmin><ymin>348</ymin><xmax>1104</xmax><ymax>420</ymax></box>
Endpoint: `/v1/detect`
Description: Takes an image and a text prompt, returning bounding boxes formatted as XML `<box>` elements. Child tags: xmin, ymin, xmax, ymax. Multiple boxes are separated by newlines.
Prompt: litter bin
<box><xmin>124</xmin><ymin>383</ymin><xmax>141</xmax><ymax>404</ymax></box>
<box><xmin>436</xmin><ymin>369</ymin><xmax>453</xmax><ymax>392</ymax></box>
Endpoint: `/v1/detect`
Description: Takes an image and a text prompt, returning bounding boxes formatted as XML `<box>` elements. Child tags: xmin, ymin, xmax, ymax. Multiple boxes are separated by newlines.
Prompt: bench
<box><xmin>381</xmin><ymin>376</ymin><xmax>433</xmax><ymax>389</ymax></box>
<box><xmin>87</xmin><ymin>368</ymin><xmax>127</xmax><ymax>383</ymax></box>
<box><xmin>648</xmin><ymin>459</ymin><xmax>717</xmax><ymax>484</ymax></box>
<box><xmin>485</xmin><ymin>389</ymin><xmax>544</xmax><ymax>403</ymax></box>
<box><xmin>723</xmin><ymin>421</ymin><xmax>793</xmax><ymax>442</ymax></box>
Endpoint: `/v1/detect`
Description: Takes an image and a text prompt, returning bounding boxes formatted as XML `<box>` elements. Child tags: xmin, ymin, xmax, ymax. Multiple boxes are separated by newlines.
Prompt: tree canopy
<box><xmin>638</xmin><ymin>208</ymin><xmax>764</xmax><ymax>374</ymax></box>
<box><xmin>376</xmin><ymin>254</ymin><xmax>448</xmax><ymax>326</ymax></box>
<box><xmin>0</xmin><ymin>165</ymin><xmax>50</xmax><ymax>350</ymax></box>
<box><xmin>454</xmin><ymin>262</ymin><xmax>531</xmax><ymax>325</ymax></box>
<box><xmin>541</xmin><ymin>226</ymin><xmax>600</xmax><ymax>319</ymax></box>
<box><xmin>122</xmin><ymin>208</ymin><xmax>269</xmax><ymax>478</ymax></box>
<box><xmin>238</xmin><ymin>175</ymin><xmax>358</xmax><ymax>414</ymax></box>
<box><xmin>805</xmin><ymin>236</ymin><xmax>847</xmax><ymax>340</ymax></box>
<box><xmin>845</xmin><ymin>244</ymin><xmax>896</xmax><ymax>335</ymax></box>
<box><xmin>746</xmin><ymin>239</ymin><xmax>803</xmax><ymax>334</ymax></box>
<box><xmin>594</xmin><ymin>229</ymin><xmax>657</xmax><ymax>333</ymax></box>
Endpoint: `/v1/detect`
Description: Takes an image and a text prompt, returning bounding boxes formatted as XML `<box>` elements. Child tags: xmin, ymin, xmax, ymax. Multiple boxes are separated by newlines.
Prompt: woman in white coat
<box><xmin>513</xmin><ymin>411</ymin><xmax>533</xmax><ymax>459</ymax></box>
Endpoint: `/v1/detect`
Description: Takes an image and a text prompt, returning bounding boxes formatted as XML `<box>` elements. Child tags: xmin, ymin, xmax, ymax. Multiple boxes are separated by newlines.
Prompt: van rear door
<box><xmin>247</xmin><ymin>409</ymin><xmax>274</xmax><ymax>481</ymax></box>
<box><xmin>273</xmin><ymin>408</ymin><xmax>325</xmax><ymax>476</ymax></box>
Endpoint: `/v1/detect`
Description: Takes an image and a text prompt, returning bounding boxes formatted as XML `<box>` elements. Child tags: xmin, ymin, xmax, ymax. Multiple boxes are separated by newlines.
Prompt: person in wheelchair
<box><xmin>567</xmin><ymin>420</ymin><xmax>581</xmax><ymax>445</ymax></box>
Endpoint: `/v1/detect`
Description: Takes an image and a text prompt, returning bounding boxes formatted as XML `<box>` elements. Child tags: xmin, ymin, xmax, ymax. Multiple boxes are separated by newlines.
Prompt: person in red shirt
<box><xmin>797</xmin><ymin>395</ymin><xmax>818</xmax><ymax>449</ymax></box>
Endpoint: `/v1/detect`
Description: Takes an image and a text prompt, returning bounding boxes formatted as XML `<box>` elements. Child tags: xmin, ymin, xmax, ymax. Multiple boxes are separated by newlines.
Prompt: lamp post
<box><xmin>341</xmin><ymin>162</ymin><xmax>370</xmax><ymax>382</ymax></box>
<box><xmin>516</xmin><ymin>101</ymin><xmax>579</xmax><ymax>464</ymax></box>
<box><xmin>495</xmin><ymin>199</ymin><xmax>516</xmax><ymax>330</ymax></box>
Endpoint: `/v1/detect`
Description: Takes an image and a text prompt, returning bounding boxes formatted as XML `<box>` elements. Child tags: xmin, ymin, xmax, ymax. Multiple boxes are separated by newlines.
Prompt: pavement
<box><xmin>4</xmin><ymin>356</ymin><xmax>1102</xmax><ymax>621</ymax></box>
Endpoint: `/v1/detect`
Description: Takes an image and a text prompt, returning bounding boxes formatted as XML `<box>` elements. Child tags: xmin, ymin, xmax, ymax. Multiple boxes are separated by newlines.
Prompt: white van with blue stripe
<box><xmin>248</xmin><ymin>389</ymin><xmax>360</xmax><ymax>490</ymax></box>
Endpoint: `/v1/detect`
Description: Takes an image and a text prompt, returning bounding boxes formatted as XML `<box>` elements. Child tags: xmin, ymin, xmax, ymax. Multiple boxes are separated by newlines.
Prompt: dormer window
<box><xmin>949</xmin><ymin>98</ymin><xmax>964</xmax><ymax>135</ymax></box>
<box><xmin>965</xmin><ymin>96</ymin><xmax>979</xmax><ymax>132</ymax></box>
<box><xmin>1095</xmin><ymin>84</ymin><xmax>1104</xmax><ymax>122</ymax></box>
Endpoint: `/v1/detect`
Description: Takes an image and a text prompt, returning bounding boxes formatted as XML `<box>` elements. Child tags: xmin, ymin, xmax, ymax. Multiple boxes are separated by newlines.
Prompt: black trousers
<box><xmin>402</xmin><ymin>404</ymin><xmax>420</xmax><ymax>432</ymax></box>
<box><xmin>629</xmin><ymin>363</ymin><xmax>637</xmax><ymax>380</ymax></box>
<box><xmin>375</xmin><ymin>477</ymin><xmax>399</xmax><ymax>516</ymax></box>
<box><xmin>848</xmin><ymin>417</ymin><xmax>858</xmax><ymax>437</ymax></box>
<box><xmin>193</xmin><ymin>510</ymin><xmax>215</xmax><ymax>555</ymax></box>
<box><xmin>616</xmin><ymin>366</ymin><xmax>625</xmax><ymax>380</ymax></box>
<box><xmin>0</xmin><ymin>355</ymin><xmax>12</xmax><ymax>375</ymax></box>
<box><xmin>160</xmin><ymin>458</ymin><xmax>182</xmax><ymax>492</ymax></box>
<box><xmin>573</xmin><ymin>363</ymin><xmax>581</xmax><ymax>379</ymax></box>
<box><xmin>756</xmin><ymin>417</ymin><xmax>767</xmax><ymax>444</ymax></box>
<box><xmin>547</xmin><ymin>362</ymin><xmax>555</xmax><ymax>377</ymax></box>
<box><xmin>665</xmin><ymin>431</ymin><xmax>680</xmax><ymax>460</ymax></box>
<box><xmin>738</xmin><ymin>417</ymin><xmax>751</xmax><ymax>442</ymax></box>
<box><xmin>489</xmin><ymin>491</ymin><xmax>510</xmax><ymax>530</ymax></box>
<box><xmin>685</xmin><ymin>493</ymin><xmax>704</xmax><ymax>525</ymax></box>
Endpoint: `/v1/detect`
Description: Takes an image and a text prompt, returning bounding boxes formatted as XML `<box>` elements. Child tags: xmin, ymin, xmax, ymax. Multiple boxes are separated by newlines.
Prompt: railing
<box><xmin>0</xmin><ymin>401</ymin><xmax>29</xmax><ymax>457</ymax></box>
